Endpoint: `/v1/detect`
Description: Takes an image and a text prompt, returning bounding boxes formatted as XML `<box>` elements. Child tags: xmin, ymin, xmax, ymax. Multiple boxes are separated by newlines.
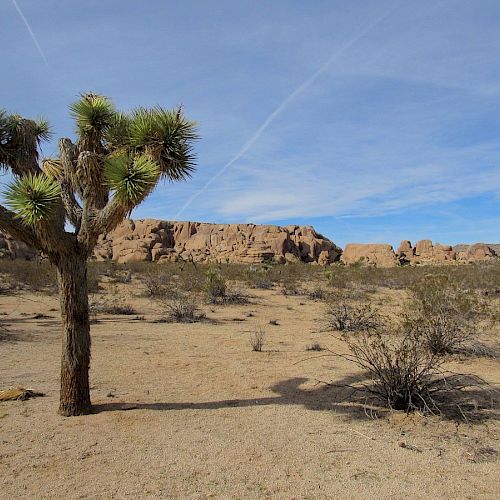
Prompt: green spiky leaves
<box><xmin>0</xmin><ymin>111</ymin><xmax>51</xmax><ymax>172</ymax></box>
<box><xmin>4</xmin><ymin>173</ymin><xmax>61</xmax><ymax>225</ymax></box>
<box><xmin>69</xmin><ymin>93</ymin><xmax>115</xmax><ymax>135</ymax></box>
<box><xmin>105</xmin><ymin>152</ymin><xmax>160</xmax><ymax>205</ymax></box>
<box><xmin>128</xmin><ymin>107</ymin><xmax>197</xmax><ymax>181</ymax></box>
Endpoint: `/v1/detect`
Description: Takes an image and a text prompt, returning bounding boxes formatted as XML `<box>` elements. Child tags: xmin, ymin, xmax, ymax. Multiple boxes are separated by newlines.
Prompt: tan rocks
<box><xmin>91</xmin><ymin>219</ymin><xmax>342</xmax><ymax>265</ymax></box>
<box><xmin>456</xmin><ymin>243</ymin><xmax>497</xmax><ymax>262</ymax></box>
<box><xmin>0</xmin><ymin>231</ymin><xmax>37</xmax><ymax>260</ymax></box>
<box><xmin>396</xmin><ymin>240</ymin><xmax>457</xmax><ymax>264</ymax></box>
<box><xmin>1</xmin><ymin>223</ymin><xmax>498</xmax><ymax>267</ymax></box>
<box><xmin>341</xmin><ymin>243</ymin><xmax>397</xmax><ymax>267</ymax></box>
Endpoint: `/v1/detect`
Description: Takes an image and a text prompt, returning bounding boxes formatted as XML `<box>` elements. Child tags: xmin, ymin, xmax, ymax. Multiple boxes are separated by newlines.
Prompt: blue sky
<box><xmin>1</xmin><ymin>0</ymin><xmax>499</xmax><ymax>247</ymax></box>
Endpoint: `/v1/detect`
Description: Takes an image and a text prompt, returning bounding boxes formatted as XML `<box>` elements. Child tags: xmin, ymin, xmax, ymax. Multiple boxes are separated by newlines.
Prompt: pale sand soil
<box><xmin>0</xmin><ymin>283</ymin><xmax>499</xmax><ymax>499</ymax></box>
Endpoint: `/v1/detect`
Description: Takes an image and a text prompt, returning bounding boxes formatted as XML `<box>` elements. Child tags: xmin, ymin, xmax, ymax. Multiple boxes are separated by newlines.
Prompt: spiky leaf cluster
<box><xmin>105</xmin><ymin>152</ymin><xmax>160</xmax><ymax>205</ymax></box>
<box><xmin>69</xmin><ymin>94</ymin><xmax>115</xmax><ymax>136</ymax></box>
<box><xmin>128</xmin><ymin>107</ymin><xmax>197</xmax><ymax>181</ymax></box>
<box><xmin>4</xmin><ymin>173</ymin><xmax>61</xmax><ymax>225</ymax></box>
<box><xmin>0</xmin><ymin>111</ymin><xmax>51</xmax><ymax>171</ymax></box>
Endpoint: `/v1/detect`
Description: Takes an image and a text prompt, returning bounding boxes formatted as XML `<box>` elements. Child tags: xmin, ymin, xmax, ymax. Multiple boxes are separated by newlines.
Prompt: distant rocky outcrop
<box><xmin>93</xmin><ymin>219</ymin><xmax>342</xmax><ymax>265</ymax></box>
<box><xmin>395</xmin><ymin>240</ymin><xmax>497</xmax><ymax>265</ymax></box>
<box><xmin>396</xmin><ymin>239</ymin><xmax>456</xmax><ymax>264</ymax></box>
<box><xmin>1</xmin><ymin>223</ymin><xmax>498</xmax><ymax>267</ymax></box>
<box><xmin>339</xmin><ymin>240</ymin><xmax>498</xmax><ymax>267</ymax></box>
<box><xmin>0</xmin><ymin>230</ymin><xmax>37</xmax><ymax>260</ymax></box>
<box><xmin>453</xmin><ymin>243</ymin><xmax>500</xmax><ymax>260</ymax></box>
<box><xmin>341</xmin><ymin>244</ymin><xmax>398</xmax><ymax>267</ymax></box>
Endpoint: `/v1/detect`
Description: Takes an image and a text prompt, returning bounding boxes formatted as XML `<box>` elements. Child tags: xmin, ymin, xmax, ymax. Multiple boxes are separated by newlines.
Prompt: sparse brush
<box><xmin>408</xmin><ymin>275</ymin><xmax>482</xmax><ymax>355</ymax></box>
<box><xmin>281</xmin><ymin>281</ymin><xmax>301</xmax><ymax>296</ymax></box>
<box><xmin>205</xmin><ymin>268</ymin><xmax>227</xmax><ymax>303</ymax></box>
<box><xmin>223</xmin><ymin>288</ymin><xmax>249</xmax><ymax>304</ymax></box>
<box><xmin>142</xmin><ymin>271</ymin><xmax>171</xmax><ymax>297</ymax></box>
<box><xmin>90</xmin><ymin>297</ymin><xmax>137</xmax><ymax>316</ymax></box>
<box><xmin>250</xmin><ymin>327</ymin><xmax>266</xmax><ymax>352</ymax></box>
<box><xmin>327</xmin><ymin>321</ymin><xmax>495</xmax><ymax>417</ymax></box>
<box><xmin>308</xmin><ymin>287</ymin><xmax>326</xmax><ymax>300</ymax></box>
<box><xmin>162</xmin><ymin>297</ymin><xmax>205</xmax><ymax>323</ymax></box>
<box><xmin>339</xmin><ymin>329</ymin><xmax>444</xmax><ymax>412</ymax></box>
<box><xmin>324</xmin><ymin>296</ymin><xmax>380</xmax><ymax>333</ymax></box>
<box><xmin>0</xmin><ymin>260</ymin><xmax>57</xmax><ymax>293</ymax></box>
<box><xmin>249</xmin><ymin>275</ymin><xmax>274</xmax><ymax>290</ymax></box>
<box><xmin>204</xmin><ymin>268</ymin><xmax>248</xmax><ymax>304</ymax></box>
<box><xmin>306</xmin><ymin>342</ymin><xmax>324</xmax><ymax>351</ymax></box>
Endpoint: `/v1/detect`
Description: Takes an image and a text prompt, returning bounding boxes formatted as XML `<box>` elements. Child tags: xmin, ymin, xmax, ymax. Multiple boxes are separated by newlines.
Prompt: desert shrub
<box><xmin>250</xmin><ymin>327</ymin><xmax>266</xmax><ymax>352</ymax></box>
<box><xmin>324</xmin><ymin>295</ymin><xmax>380</xmax><ymax>333</ymax></box>
<box><xmin>340</xmin><ymin>329</ymin><xmax>443</xmax><ymax>411</ymax></box>
<box><xmin>308</xmin><ymin>286</ymin><xmax>326</xmax><ymax>300</ymax></box>
<box><xmin>142</xmin><ymin>270</ymin><xmax>171</xmax><ymax>297</ymax></box>
<box><xmin>205</xmin><ymin>268</ymin><xmax>227</xmax><ymax>303</ymax></box>
<box><xmin>281</xmin><ymin>281</ymin><xmax>301</xmax><ymax>296</ymax></box>
<box><xmin>249</xmin><ymin>275</ymin><xmax>274</xmax><ymax>289</ymax></box>
<box><xmin>204</xmin><ymin>268</ymin><xmax>248</xmax><ymax>304</ymax></box>
<box><xmin>408</xmin><ymin>275</ymin><xmax>481</xmax><ymax>355</ymax></box>
<box><xmin>161</xmin><ymin>297</ymin><xmax>206</xmax><ymax>323</ymax></box>
<box><xmin>306</xmin><ymin>342</ymin><xmax>324</xmax><ymax>351</ymax></box>
<box><xmin>0</xmin><ymin>260</ymin><xmax>57</xmax><ymax>292</ymax></box>
<box><xmin>223</xmin><ymin>288</ymin><xmax>249</xmax><ymax>304</ymax></box>
<box><xmin>90</xmin><ymin>297</ymin><xmax>137</xmax><ymax>316</ymax></box>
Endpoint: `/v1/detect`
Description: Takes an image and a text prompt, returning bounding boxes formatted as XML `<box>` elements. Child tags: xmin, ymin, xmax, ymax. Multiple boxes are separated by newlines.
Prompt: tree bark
<box><xmin>56</xmin><ymin>252</ymin><xmax>92</xmax><ymax>416</ymax></box>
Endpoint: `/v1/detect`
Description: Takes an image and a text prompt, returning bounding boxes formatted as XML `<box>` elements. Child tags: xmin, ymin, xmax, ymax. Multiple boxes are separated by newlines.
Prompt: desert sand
<box><xmin>0</xmin><ymin>275</ymin><xmax>499</xmax><ymax>499</ymax></box>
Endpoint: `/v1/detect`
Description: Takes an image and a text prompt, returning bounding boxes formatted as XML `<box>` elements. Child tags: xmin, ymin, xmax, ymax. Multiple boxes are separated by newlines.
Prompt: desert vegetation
<box><xmin>0</xmin><ymin>94</ymin><xmax>197</xmax><ymax>415</ymax></box>
<box><xmin>0</xmin><ymin>258</ymin><xmax>499</xmax><ymax>497</ymax></box>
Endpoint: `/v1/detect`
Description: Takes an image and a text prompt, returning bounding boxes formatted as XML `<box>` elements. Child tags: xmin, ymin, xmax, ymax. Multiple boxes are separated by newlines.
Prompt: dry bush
<box><xmin>0</xmin><ymin>260</ymin><xmax>57</xmax><ymax>293</ymax></box>
<box><xmin>248</xmin><ymin>274</ymin><xmax>274</xmax><ymax>290</ymax></box>
<box><xmin>308</xmin><ymin>286</ymin><xmax>326</xmax><ymax>300</ymax></box>
<box><xmin>281</xmin><ymin>281</ymin><xmax>301</xmax><ymax>296</ymax></box>
<box><xmin>160</xmin><ymin>296</ymin><xmax>206</xmax><ymax>323</ymax></box>
<box><xmin>336</xmin><ymin>327</ymin><xmax>496</xmax><ymax>418</ymax></box>
<box><xmin>205</xmin><ymin>268</ymin><xmax>227</xmax><ymax>303</ymax></box>
<box><xmin>324</xmin><ymin>295</ymin><xmax>380</xmax><ymax>333</ymax></box>
<box><xmin>339</xmin><ymin>330</ymin><xmax>443</xmax><ymax>411</ymax></box>
<box><xmin>90</xmin><ymin>297</ymin><xmax>137</xmax><ymax>317</ymax></box>
<box><xmin>408</xmin><ymin>275</ymin><xmax>482</xmax><ymax>355</ymax></box>
<box><xmin>142</xmin><ymin>270</ymin><xmax>172</xmax><ymax>297</ymax></box>
<box><xmin>306</xmin><ymin>342</ymin><xmax>324</xmax><ymax>351</ymax></box>
<box><xmin>250</xmin><ymin>327</ymin><xmax>266</xmax><ymax>352</ymax></box>
<box><xmin>204</xmin><ymin>268</ymin><xmax>248</xmax><ymax>304</ymax></box>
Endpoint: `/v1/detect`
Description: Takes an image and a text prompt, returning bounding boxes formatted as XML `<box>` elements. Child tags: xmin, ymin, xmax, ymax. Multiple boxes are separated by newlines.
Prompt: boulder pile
<box><xmin>1</xmin><ymin>222</ymin><xmax>498</xmax><ymax>267</ymax></box>
<box><xmin>0</xmin><ymin>231</ymin><xmax>37</xmax><ymax>260</ymax></box>
<box><xmin>93</xmin><ymin>219</ymin><xmax>342</xmax><ymax>265</ymax></box>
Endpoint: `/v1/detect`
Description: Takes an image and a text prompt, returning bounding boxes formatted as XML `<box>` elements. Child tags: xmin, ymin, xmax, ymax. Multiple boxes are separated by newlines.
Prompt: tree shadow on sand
<box><xmin>94</xmin><ymin>374</ymin><xmax>498</xmax><ymax>423</ymax></box>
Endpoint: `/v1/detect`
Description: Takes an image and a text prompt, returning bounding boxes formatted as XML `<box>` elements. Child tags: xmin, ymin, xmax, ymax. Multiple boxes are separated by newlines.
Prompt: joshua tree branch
<box><xmin>0</xmin><ymin>204</ymin><xmax>41</xmax><ymax>248</ymax></box>
<box><xmin>90</xmin><ymin>197</ymin><xmax>131</xmax><ymax>237</ymax></box>
<box><xmin>60</xmin><ymin>179</ymin><xmax>82</xmax><ymax>229</ymax></box>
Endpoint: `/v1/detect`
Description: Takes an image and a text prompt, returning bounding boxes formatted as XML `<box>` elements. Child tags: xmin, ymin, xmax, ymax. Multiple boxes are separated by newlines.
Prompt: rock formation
<box><xmin>93</xmin><ymin>219</ymin><xmax>342</xmax><ymax>265</ymax></box>
<box><xmin>455</xmin><ymin>243</ymin><xmax>498</xmax><ymax>262</ymax></box>
<box><xmin>1</xmin><ymin>223</ymin><xmax>498</xmax><ymax>267</ymax></box>
<box><xmin>396</xmin><ymin>240</ymin><xmax>496</xmax><ymax>265</ymax></box>
<box><xmin>341</xmin><ymin>244</ymin><xmax>398</xmax><ymax>267</ymax></box>
<box><xmin>0</xmin><ymin>231</ymin><xmax>37</xmax><ymax>260</ymax></box>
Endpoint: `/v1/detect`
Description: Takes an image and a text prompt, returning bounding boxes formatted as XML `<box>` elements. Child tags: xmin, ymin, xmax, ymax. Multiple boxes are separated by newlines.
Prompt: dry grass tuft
<box><xmin>0</xmin><ymin>387</ymin><xmax>44</xmax><ymax>402</ymax></box>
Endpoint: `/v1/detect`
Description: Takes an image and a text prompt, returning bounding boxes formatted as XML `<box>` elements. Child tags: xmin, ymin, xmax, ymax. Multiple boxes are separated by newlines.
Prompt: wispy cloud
<box><xmin>174</xmin><ymin>2</ymin><xmax>399</xmax><ymax>218</ymax></box>
<box><xmin>11</xmin><ymin>0</ymin><xmax>48</xmax><ymax>66</ymax></box>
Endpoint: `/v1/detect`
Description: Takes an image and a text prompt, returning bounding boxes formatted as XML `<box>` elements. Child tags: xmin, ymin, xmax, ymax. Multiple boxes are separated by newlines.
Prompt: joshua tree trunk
<box><xmin>56</xmin><ymin>252</ymin><xmax>92</xmax><ymax>416</ymax></box>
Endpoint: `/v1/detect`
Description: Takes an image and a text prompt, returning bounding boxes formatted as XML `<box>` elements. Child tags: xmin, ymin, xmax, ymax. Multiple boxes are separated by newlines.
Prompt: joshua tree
<box><xmin>0</xmin><ymin>94</ymin><xmax>197</xmax><ymax>416</ymax></box>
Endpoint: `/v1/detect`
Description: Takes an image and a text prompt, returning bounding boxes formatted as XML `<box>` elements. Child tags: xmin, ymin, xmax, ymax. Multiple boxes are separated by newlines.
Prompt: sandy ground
<box><xmin>0</xmin><ymin>280</ymin><xmax>499</xmax><ymax>499</ymax></box>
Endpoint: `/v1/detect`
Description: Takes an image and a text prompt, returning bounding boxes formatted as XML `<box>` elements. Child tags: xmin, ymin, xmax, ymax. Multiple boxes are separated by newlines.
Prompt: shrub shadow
<box><xmin>94</xmin><ymin>374</ymin><xmax>498</xmax><ymax>423</ymax></box>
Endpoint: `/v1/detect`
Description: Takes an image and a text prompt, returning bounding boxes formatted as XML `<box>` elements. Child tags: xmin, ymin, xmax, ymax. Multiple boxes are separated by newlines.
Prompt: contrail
<box><xmin>12</xmin><ymin>0</ymin><xmax>48</xmax><ymax>66</ymax></box>
<box><xmin>175</xmin><ymin>3</ymin><xmax>398</xmax><ymax>219</ymax></box>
